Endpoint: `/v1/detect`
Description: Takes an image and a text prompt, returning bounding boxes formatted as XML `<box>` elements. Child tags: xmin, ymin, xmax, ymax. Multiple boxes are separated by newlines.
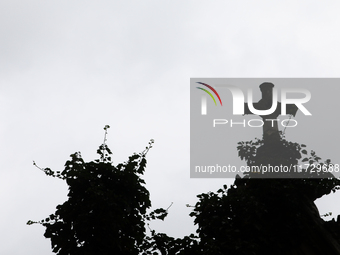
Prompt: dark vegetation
<box><xmin>28</xmin><ymin>127</ymin><xmax>340</xmax><ymax>254</ymax></box>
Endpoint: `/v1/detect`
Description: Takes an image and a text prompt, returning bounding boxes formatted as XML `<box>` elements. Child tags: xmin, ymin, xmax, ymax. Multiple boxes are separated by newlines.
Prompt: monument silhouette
<box><xmin>240</xmin><ymin>83</ymin><xmax>340</xmax><ymax>254</ymax></box>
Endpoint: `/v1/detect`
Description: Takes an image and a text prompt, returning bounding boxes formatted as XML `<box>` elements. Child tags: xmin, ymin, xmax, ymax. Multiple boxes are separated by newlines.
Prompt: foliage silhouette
<box><xmin>29</xmin><ymin>127</ymin><xmax>340</xmax><ymax>255</ymax></box>
<box><xmin>187</xmin><ymin>134</ymin><xmax>340</xmax><ymax>255</ymax></box>
<box><xmin>28</xmin><ymin>126</ymin><xmax>167</xmax><ymax>255</ymax></box>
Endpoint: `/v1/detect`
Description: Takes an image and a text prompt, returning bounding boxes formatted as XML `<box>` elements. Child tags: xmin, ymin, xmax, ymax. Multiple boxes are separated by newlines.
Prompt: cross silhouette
<box><xmin>244</xmin><ymin>82</ymin><xmax>298</xmax><ymax>142</ymax></box>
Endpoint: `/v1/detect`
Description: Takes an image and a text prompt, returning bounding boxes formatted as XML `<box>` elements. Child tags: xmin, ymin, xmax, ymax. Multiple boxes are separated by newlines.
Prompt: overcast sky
<box><xmin>1</xmin><ymin>1</ymin><xmax>340</xmax><ymax>254</ymax></box>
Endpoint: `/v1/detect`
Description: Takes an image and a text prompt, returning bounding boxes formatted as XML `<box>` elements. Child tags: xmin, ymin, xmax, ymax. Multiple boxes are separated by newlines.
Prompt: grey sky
<box><xmin>1</xmin><ymin>1</ymin><xmax>340</xmax><ymax>254</ymax></box>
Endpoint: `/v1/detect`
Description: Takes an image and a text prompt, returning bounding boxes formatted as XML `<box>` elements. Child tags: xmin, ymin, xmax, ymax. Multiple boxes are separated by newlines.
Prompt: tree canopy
<box><xmin>28</xmin><ymin>128</ymin><xmax>340</xmax><ymax>255</ymax></box>
<box><xmin>29</xmin><ymin>126</ymin><xmax>160</xmax><ymax>254</ymax></box>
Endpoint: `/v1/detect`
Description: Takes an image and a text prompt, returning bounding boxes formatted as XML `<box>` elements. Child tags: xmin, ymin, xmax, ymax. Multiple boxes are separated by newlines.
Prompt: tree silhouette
<box><xmin>28</xmin><ymin>126</ymin><xmax>165</xmax><ymax>255</ymax></box>
<box><xmin>188</xmin><ymin>134</ymin><xmax>340</xmax><ymax>255</ymax></box>
<box><xmin>28</xmin><ymin>127</ymin><xmax>340</xmax><ymax>255</ymax></box>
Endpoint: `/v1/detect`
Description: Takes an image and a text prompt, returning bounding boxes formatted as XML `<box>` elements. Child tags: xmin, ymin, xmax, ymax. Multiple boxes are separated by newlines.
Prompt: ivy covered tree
<box><xmin>28</xmin><ymin>126</ymin><xmax>167</xmax><ymax>255</ymax></box>
<box><xmin>188</xmin><ymin>134</ymin><xmax>340</xmax><ymax>255</ymax></box>
<box><xmin>29</xmin><ymin>126</ymin><xmax>340</xmax><ymax>255</ymax></box>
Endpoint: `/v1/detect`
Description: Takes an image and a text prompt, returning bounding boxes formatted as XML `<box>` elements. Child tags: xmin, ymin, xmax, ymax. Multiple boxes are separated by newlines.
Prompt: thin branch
<box><xmin>33</xmin><ymin>161</ymin><xmax>44</xmax><ymax>172</ymax></box>
<box><xmin>166</xmin><ymin>202</ymin><xmax>173</xmax><ymax>211</ymax></box>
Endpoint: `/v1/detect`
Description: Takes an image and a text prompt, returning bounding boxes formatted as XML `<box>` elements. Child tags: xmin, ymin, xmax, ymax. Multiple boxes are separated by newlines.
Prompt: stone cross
<box><xmin>244</xmin><ymin>82</ymin><xmax>298</xmax><ymax>142</ymax></box>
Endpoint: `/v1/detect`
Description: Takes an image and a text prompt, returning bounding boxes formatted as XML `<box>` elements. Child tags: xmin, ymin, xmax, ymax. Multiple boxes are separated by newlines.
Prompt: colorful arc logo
<box><xmin>196</xmin><ymin>82</ymin><xmax>223</xmax><ymax>106</ymax></box>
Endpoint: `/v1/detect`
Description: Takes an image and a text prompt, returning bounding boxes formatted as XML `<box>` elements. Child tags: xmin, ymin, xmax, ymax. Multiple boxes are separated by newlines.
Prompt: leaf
<box><xmin>302</xmin><ymin>158</ymin><xmax>308</xmax><ymax>162</ymax></box>
<box><xmin>301</xmin><ymin>150</ymin><xmax>307</xmax><ymax>154</ymax></box>
<box><xmin>301</xmin><ymin>144</ymin><xmax>306</xmax><ymax>147</ymax></box>
<box><xmin>27</xmin><ymin>220</ymin><xmax>35</xmax><ymax>225</ymax></box>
